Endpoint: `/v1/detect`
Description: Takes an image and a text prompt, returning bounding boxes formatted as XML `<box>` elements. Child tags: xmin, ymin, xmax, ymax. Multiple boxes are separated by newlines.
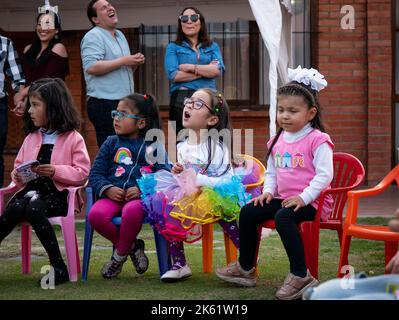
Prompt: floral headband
<box><xmin>288</xmin><ymin>66</ymin><xmax>327</xmax><ymax>92</ymax></box>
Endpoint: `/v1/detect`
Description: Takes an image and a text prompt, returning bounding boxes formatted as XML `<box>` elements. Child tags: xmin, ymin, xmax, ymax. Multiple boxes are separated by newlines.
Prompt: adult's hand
<box><xmin>11</xmin><ymin>100</ymin><xmax>26</xmax><ymax>117</ymax></box>
<box><xmin>123</xmin><ymin>53</ymin><xmax>145</xmax><ymax>67</ymax></box>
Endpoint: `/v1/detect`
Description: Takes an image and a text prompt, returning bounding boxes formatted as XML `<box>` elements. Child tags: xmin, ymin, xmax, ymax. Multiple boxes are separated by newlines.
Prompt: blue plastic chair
<box><xmin>81</xmin><ymin>187</ymin><xmax>171</xmax><ymax>281</ymax></box>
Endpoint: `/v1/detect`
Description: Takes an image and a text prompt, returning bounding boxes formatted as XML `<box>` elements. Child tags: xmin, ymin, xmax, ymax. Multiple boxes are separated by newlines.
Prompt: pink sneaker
<box><xmin>216</xmin><ymin>261</ymin><xmax>257</xmax><ymax>287</ymax></box>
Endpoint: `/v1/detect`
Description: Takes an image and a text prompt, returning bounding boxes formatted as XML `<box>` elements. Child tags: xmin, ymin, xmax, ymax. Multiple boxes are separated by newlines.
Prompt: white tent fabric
<box><xmin>248</xmin><ymin>0</ymin><xmax>292</xmax><ymax>137</ymax></box>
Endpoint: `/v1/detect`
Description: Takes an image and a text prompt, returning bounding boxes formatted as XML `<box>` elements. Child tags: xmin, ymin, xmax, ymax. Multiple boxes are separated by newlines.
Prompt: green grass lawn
<box><xmin>0</xmin><ymin>217</ymin><xmax>388</xmax><ymax>300</ymax></box>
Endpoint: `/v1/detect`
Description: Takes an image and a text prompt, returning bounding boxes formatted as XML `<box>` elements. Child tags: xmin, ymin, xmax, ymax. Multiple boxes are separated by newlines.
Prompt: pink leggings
<box><xmin>88</xmin><ymin>198</ymin><xmax>144</xmax><ymax>256</ymax></box>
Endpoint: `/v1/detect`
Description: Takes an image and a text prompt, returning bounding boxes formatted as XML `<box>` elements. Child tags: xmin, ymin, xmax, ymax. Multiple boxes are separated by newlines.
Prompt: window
<box><xmin>135</xmin><ymin>2</ymin><xmax>311</xmax><ymax>110</ymax></box>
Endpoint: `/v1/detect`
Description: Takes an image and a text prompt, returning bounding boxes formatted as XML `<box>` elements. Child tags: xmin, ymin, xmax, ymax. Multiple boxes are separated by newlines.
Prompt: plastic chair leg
<box><xmin>254</xmin><ymin>226</ymin><xmax>263</xmax><ymax>275</ymax></box>
<box><xmin>82</xmin><ymin>219</ymin><xmax>93</xmax><ymax>281</ymax></box>
<box><xmin>62</xmin><ymin>220</ymin><xmax>79</xmax><ymax>282</ymax></box>
<box><xmin>385</xmin><ymin>241</ymin><xmax>399</xmax><ymax>273</ymax></box>
<box><xmin>153</xmin><ymin>229</ymin><xmax>171</xmax><ymax>276</ymax></box>
<box><xmin>202</xmin><ymin>224</ymin><xmax>213</xmax><ymax>273</ymax></box>
<box><xmin>21</xmin><ymin>224</ymin><xmax>32</xmax><ymax>274</ymax></box>
<box><xmin>75</xmin><ymin>235</ymin><xmax>81</xmax><ymax>274</ymax></box>
<box><xmin>337</xmin><ymin>229</ymin><xmax>343</xmax><ymax>248</ymax></box>
<box><xmin>338</xmin><ymin>235</ymin><xmax>352</xmax><ymax>278</ymax></box>
<box><xmin>223</xmin><ymin>232</ymin><xmax>237</xmax><ymax>265</ymax></box>
<box><xmin>301</xmin><ymin>223</ymin><xmax>319</xmax><ymax>279</ymax></box>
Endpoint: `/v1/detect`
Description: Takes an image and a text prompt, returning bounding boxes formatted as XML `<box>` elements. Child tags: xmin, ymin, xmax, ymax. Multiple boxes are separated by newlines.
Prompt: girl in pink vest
<box><xmin>0</xmin><ymin>78</ymin><xmax>90</xmax><ymax>285</ymax></box>
<box><xmin>216</xmin><ymin>66</ymin><xmax>334</xmax><ymax>300</ymax></box>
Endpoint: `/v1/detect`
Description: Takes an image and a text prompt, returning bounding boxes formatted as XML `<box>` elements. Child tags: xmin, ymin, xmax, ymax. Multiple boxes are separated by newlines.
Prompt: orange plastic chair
<box><xmin>337</xmin><ymin>164</ymin><xmax>399</xmax><ymax>278</ymax></box>
<box><xmin>0</xmin><ymin>182</ymin><xmax>86</xmax><ymax>282</ymax></box>
<box><xmin>256</xmin><ymin>152</ymin><xmax>365</xmax><ymax>279</ymax></box>
<box><xmin>201</xmin><ymin>154</ymin><xmax>266</xmax><ymax>273</ymax></box>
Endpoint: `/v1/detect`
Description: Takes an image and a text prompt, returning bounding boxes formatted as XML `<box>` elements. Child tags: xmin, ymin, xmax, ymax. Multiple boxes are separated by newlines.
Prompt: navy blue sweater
<box><xmin>89</xmin><ymin>135</ymin><xmax>171</xmax><ymax>198</ymax></box>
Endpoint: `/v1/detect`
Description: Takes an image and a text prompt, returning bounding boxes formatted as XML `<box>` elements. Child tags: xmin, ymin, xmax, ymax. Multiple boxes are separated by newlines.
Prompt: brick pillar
<box><xmin>366</xmin><ymin>0</ymin><xmax>393</xmax><ymax>183</ymax></box>
<box><xmin>317</xmin><ymin>0</ymin><xmax>393</xmax><ymax>184</ymax></box>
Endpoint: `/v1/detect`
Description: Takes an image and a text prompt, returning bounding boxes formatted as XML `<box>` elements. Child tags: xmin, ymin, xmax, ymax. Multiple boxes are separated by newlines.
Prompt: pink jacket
<box><xmin>12</xmin><ymin>130</ymin><xmax>91</xmax><ymax>200</ymax></box>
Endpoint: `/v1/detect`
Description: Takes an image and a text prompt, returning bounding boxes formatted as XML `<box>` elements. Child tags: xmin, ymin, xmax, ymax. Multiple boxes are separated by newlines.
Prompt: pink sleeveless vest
<box><xmin>267</xmin><ymin>129</ymin><xmax>334</xmax><ymax>221</ymax></box>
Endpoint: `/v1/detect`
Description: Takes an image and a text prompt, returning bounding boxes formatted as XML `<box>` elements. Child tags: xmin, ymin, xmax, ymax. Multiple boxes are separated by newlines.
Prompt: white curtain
<box><xmin>248</xmin><ymin>0</ymin><xmax>292</xmax><ymax>136</ymax></box>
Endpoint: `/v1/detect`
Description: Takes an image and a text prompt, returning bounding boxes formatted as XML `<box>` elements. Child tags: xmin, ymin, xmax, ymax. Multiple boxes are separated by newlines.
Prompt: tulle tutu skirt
<box><xmin>138</xmin><ymin>166</ymin><xmax>253</xmax><ymax>242</ymax></box>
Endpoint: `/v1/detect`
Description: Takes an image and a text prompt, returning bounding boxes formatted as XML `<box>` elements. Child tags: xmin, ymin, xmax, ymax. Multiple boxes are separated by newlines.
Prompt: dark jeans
<box><xmin>238</xmin><ymin>199</ymin><xmax>316</xmax><ymax>277</ymax></box>
<box><xmin>87</xmin><ymin>97</ymin><xmax>118</xmax><ymax>148</ymax></box>
<box><xmin>169</xmin><ymin>89</ymin><xmax>195</xmax><ymax>136</ymax></box>
<box><xmin>0</xmin><ymin>99</ymin><xmax>8</xmax><ymax>187</ymax></box>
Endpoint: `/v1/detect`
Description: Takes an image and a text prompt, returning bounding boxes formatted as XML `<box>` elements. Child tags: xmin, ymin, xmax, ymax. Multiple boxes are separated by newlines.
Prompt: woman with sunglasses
<box><xmin>88</xmin><ymin>93</ymin><xmax>171</xmax><ymax>279</ymax></box>
<box><xmin>13</xmin><ymin>2</ymin><xmax>69</xmax><ymax>116</ymax></box>
<box><xmin>164</xmin><ymin>7</ymin><xmax>225</xmax><ymax>136</ymax></box>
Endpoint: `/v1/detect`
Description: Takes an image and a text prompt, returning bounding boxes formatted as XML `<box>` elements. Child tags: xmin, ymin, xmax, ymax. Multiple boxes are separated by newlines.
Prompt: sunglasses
<box><xmin>111</xmin><ymin>110</ymin><xmax>144</xmax><ymax>121</ymax></box>
<box><xmin>183</xmin><ymin>97</ymin><xmax>212</xmax><ymax>112</ymax></box>
<box><xmin>179</xmin><ymin>14</ymin><xmax>200</xmax><ymax>23</ymax></box>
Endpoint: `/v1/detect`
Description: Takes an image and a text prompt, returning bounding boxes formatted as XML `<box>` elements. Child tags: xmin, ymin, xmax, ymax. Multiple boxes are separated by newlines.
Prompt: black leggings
<box><xmin>238</xmin><ymin>199</ymin><xmax>316</xmax><ymax>277</ymax></box>
<box><xmin>0</xmin><ymin>197</ymin><xmax>67</xmax><ymax>270</ymax></box>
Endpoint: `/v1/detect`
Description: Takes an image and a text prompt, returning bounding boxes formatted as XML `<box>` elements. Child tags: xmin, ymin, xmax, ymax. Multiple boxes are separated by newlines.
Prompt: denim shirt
<box><xmin>81</xmin><ymin>26</ymin><xmax>134</xmax><ymax>100</ymax></box>
<box><xmin>164</xmin><ymin>41</ymin><xmax>225</xmax><ymax>94</ymax></box>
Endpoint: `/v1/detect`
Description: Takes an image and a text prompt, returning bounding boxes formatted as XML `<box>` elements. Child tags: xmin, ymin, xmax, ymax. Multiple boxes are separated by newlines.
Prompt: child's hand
<box><xmin>105</xmin><ymin>187</ymin><xmax>125</xmax><ymax>202</ymax></box>
<box><xmin>282</xmin><ymin>196</ymin><xmax>305</xmax><ymax>212</ymax></box>
<box><xmin>172</xmin><ymin>162</ymin><xmax>184</xmax><ymax>174</ymax></box>
<box><xmin>249</xmin><ymin>192</ymin><xmax>273</xmax><ymax>207</ymax></box>
<box><xmin>126</xmin><ymin>186</ymin><xmax>141</xmax><ymax>201</ymax></box>
<box><xmin>33</xmin><ymin>164</ymin><xmax>55</xmax><ymax>177</ymax></box>
<box><xmin>11</xmin><ymin>169</ymin><xmax>23</xmax><ymax>184</ymax></box>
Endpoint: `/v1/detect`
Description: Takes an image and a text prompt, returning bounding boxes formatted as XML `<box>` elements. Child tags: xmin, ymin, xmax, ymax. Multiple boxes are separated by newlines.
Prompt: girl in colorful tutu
<box><xmin>140</xmin><ymin>89</ymin><xmax>250</xmax><ymax>282</ymax></box>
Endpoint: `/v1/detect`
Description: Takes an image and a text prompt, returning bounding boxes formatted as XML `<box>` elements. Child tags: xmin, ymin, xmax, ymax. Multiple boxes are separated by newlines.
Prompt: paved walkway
<box><xmin>357</xmin><ymin>186</ymin><xmax>399</xmax><ymax>217</ymax></box>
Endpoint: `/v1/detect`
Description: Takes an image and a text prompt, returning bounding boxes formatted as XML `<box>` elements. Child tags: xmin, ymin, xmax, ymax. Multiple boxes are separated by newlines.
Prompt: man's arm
<box><xmin>4</xmin><ymin>38</ymin><xmax>26</xmax><ymax>92</ymax></box>
<box><xmin>81</xmin><ymin>32</ymin><xmax>144</xmax><ymax>76</ymax></box>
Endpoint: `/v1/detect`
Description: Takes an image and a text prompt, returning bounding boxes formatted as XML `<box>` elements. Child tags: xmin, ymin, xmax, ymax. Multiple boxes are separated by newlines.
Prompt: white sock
<box><xmin>113</xmin><ymin>251</ymin><xmax>126</xmax><ymax>262</ymax></box>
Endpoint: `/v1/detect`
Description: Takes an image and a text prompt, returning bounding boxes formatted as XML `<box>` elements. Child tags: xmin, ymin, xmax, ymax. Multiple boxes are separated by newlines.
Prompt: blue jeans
<box><xmin>304</xmin><ymin>274</ymin><xmax>399</xmax><ymax>300</ymax></box>
<box><xmin>0</xmin><ymin>99</ymin><xmax>8</xmax><ymax>187</ymax></box>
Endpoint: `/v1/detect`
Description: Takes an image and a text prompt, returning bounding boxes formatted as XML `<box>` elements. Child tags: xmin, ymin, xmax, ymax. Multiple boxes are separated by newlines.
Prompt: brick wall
<box><xmin>317</xmin><ymin>0</ymin><xmax>393</xmax><ymax>184</ymax></box>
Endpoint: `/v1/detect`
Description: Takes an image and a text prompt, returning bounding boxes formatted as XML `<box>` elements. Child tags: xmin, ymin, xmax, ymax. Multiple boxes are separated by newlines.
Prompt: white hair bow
<box><xmin>288</xmin><ymin>66</ymin><xmax>327</xmax><ymax>92</ymax></box>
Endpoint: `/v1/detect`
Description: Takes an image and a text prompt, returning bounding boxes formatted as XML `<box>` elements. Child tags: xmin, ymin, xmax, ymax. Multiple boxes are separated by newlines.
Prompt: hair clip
<box><xmin>215</xmin><ymin>93</ymin><xmax>223</xmax><ymax>113</ymax></box>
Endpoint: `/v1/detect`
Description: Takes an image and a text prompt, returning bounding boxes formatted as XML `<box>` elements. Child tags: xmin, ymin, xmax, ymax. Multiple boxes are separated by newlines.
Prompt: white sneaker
<box><xmin>160</xmin><ymin>264</ymin><xmax>192</xmax><ymax>282</ymax></box>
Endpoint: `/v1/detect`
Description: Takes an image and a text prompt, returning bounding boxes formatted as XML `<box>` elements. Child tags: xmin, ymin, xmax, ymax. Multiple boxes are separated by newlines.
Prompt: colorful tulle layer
<box><xmin>141</xmin><ymin>192</ymin><xmax>202</xmax><ymax>243</ymax></box>
<box><xmin>138</xmin><ymin>168</ymin><xmax>252</xmax><ymax>242</ymax></box>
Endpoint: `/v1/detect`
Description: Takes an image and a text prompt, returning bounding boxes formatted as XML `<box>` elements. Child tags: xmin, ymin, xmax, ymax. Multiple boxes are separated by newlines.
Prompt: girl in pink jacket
<box><xmin>0</xmin><ymin>78</ymin><xmax>90</xmax><ymax>285</ymax></box>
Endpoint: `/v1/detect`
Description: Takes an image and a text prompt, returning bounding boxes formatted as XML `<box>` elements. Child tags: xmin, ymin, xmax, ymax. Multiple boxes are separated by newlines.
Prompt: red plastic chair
<box><xmin>338</xmin><ymin>164</ymin><xmax>399</xmax><ymax>277</ymax></box>
<box><xmin>255</xmin><ymin>152</ymin><xmax>365</xmax><ymax>279</ymax></box>
<box><xmin>202</xmin><ymin>154</ymin><xmax>266</xmax><ymax>273</ymax></box>
<box><xmin>0</xmin><ymin>183</ymin><xmax>86</xmax><ymax>282</ymax></box>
